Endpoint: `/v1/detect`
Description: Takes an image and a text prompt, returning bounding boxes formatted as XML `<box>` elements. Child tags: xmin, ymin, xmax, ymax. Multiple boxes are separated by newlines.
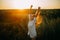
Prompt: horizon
<box><xmin>0</xmin><ymin>8</ymin><xmax>60</xmax><ymax>10</ymax></box>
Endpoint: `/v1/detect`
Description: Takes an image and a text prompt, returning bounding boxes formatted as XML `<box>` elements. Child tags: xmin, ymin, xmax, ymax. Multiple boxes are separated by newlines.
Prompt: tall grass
<box><xmin>0</xmin><ymin>9</ymin><xmax>60</xmax><ymax>40</ymax></box>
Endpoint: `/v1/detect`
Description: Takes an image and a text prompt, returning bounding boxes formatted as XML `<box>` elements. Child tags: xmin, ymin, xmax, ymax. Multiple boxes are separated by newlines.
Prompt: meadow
<box><xmin>0</xmin><ymin>9</ymin><xmax>60</xmax><ymax>40</ymax></box>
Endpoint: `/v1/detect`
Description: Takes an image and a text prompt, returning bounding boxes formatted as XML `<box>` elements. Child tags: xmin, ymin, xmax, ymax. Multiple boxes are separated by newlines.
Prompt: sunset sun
<box><xmin>12</xmin><ymin>0</ymin><xmax>30</xmax><ymax>9</ymax></box>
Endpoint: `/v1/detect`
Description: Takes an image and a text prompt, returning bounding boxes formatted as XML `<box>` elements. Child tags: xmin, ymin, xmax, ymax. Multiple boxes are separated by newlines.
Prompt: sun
<box><xmin>11</xmin><ymin>0</ymin><xmax>30</xmax><ymax>9</ymax></box>
<box><xmin>8</xmin><ymin>0</ymin><xmax>37</xmax><ymax>9</ymax></box>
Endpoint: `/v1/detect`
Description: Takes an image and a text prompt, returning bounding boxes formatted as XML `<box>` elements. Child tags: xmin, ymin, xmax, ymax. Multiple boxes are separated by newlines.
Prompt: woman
<box><xmin>28</xmin><ymin>5</ymin><xmax>41</xmax><ymax>40</ymax></box>
<box><xmin>35</xmin><ymin>7</ymin><xmax>42</xmax><ymax>27</ymax></box>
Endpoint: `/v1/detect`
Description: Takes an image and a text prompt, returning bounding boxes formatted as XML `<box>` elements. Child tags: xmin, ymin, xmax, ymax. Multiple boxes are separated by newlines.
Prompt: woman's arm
<box><xmin>34</xmin><ymin>10</ymin><xmax>38</xmax><ymax>17</ymax></box>
<box><xmin>34</xmin><ymin>9</ymin><xmax>41</xmax><ymax>17</ymax></box>
<box><xmin>34</xmin><ymin>7</ymin><xmax>41</xmax><ymax>17</ymax></box>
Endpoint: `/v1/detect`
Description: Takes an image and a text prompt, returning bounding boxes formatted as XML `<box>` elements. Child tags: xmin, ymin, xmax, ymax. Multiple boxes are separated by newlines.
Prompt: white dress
<box><xmin>28</xmin><ymin>14</ymin><xmax>37</xmax><ymax>38</ymax></box>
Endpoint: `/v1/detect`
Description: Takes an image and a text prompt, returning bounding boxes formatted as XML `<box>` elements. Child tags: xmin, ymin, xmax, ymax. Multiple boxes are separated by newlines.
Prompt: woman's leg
<box><xmin>31</xmin><ymin>38</ymin><xmax>36</xmax><ymax>40</ymax></box>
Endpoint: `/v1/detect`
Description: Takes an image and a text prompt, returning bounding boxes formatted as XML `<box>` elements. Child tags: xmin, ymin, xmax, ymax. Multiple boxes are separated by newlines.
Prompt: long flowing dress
<box><xmin>28</xmin><ymin>14</ymin><xmax>37</xmax><ymax>38</ymax></box>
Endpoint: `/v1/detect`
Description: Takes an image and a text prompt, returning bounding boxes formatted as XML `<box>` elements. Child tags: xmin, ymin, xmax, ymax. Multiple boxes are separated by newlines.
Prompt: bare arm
<box><xmin>34</xmin><ymin>7</ymin><xmax>41</xmax><ymax>17</ymax></box>
<box><xmin>34</xmin><ymin>9</ymin><xmax>41</xmax><ymax>17</ymax></box>
<box><xmin>34</xmin><ymin>10</ymin><xmax>38</xmax><ymax>17</ymax></box>
<box><xmin>30</xmin><ymin>5</ymin><xmax>33</xmax><ymax>11</ymax></box>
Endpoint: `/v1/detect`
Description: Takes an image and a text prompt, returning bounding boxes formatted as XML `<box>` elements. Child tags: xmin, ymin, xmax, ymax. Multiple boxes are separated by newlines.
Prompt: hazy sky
<box><xmin>0</xmin><ymin>0</ymin><xmax>60</xmax><ymax>9</ymax></box>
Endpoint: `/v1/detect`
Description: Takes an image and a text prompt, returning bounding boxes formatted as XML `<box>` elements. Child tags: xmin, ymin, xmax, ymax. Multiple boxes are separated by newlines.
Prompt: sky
<box><xmin>0</xmin><ymin>0</ymin><xmax>60</xmax><ymax>9</ymax></box>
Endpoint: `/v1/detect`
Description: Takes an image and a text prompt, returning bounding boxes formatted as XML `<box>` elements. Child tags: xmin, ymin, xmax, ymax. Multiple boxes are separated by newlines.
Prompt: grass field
<box><xmin>0</xmin><ymin>9</ymin><xmax>60</xmax><ymax>40</ymax></box>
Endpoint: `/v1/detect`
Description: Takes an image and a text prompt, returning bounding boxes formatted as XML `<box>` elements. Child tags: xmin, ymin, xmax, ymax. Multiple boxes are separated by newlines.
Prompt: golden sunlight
<box><xmin>0</xmin><ymin>0</ymin><xmax>60</xmax><ymax>9</ymax></box>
